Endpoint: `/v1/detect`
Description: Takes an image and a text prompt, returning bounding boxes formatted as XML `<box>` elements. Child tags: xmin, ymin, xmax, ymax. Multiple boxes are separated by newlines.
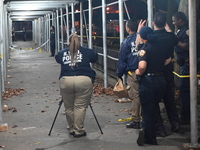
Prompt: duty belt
<box><xmin>145</xmin><ymin>72</ymin><xmax>163</xmax><ymax>76</ymax></box>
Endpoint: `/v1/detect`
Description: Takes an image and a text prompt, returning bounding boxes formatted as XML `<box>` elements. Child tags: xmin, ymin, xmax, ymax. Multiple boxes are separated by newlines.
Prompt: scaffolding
<box><xmin>0</xmin><ymin>0</ymin><xmax>199</xmax><ymax>148</ymax></box>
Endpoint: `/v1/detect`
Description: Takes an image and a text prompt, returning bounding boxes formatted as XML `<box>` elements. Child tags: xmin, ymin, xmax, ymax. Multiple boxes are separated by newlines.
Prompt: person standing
<box><xmin>12</xmin><ymin>28</ymin><xmax>16</xmax><ymax>42</ymax></box>
<box><xmin>22</xmin><ymin>27</ymin><xmax>27</xmax><ymax>41</ymax></box>
<box><xmin>50</xmin><ymin>26</ymin><xmax>56</xmax><ymax>57</ymax></box>
<box><xmin>116</xmin><ymin>20</ymin><xmax>141</xmax><ymax>129</ymax></box>
<box><xmin>136</xmin><ymin>26</ymin><xmax>170</xmax><ymax>146</ymax></box>
<box><xmin>55</xmin><ymin>34</ymin><xmax>98</xmax><ymax>138</ymax></box>
<box><xmin>172</xmin><ymin>12</ymin><xmax>190</xmax><ymax>125</ymax></box>
<box><xmin>152</xmin><ymin>12</ymin><xmax>180</xmax><ymax>136</ymax></box>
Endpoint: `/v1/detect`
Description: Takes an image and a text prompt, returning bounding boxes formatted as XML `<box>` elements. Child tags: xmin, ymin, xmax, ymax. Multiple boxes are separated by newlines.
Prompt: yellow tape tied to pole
<box><xmin>173</xmin><ymin>71</ymin><xmax>200</xmax><ymax>78</ymax></box>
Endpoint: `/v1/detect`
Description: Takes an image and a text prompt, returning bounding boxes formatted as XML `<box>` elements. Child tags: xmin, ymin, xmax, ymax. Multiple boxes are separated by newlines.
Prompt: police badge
<box><xmin>138</xmin><ymin>50</ymin><xmax>146</xmax><ymax>57</ymax></box>
<box><xmin>186</xmin><ymin>30</ymin><xmax>189</xmax><ymax>36</ymax></box>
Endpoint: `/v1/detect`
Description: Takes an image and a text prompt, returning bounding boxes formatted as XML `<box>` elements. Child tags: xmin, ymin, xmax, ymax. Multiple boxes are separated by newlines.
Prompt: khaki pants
<box><xmin>126</xmin><ymin>72</ymin><xmax>141</xmax><ymax>122</ymax></box>
<box><xmin>60</xmin><ymin>76</ymin><xmax>93</xmax><ymax>134</ymax></box>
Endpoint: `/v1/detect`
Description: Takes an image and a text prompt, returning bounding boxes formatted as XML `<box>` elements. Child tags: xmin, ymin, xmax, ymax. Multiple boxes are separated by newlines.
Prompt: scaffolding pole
<box><xmin>88</xmin><ymin>0</ymin><xmax>93</xmax><ymax>49</ymax></box>
<box><xmin>60</xmin><ymin>8</ymin><xmax>64</xmax><ymax>49</ymax></box>
<box><xmin>188</xmin><ymin>0</ymin><xmax>199</xmax><ymax>147</ymax></box>
<box><xmin>66</xmin><ymin>4</ymin><xmax>70</xmax><ymax>43</ymax></box>
<box><xmin>80</xmin><ymin>1</ymin><xmax>83</xmax><ymax>46</ymax></box>
<box><xmin>147</xmin><ymin>0</ymin><xmax>153</xmax><ymax>28</ymax></box>
<box><xmin>0</xmin><ymin>0</ymin><xmax>3</xmax><ymax>125</ymax></box>
<box><xmin>102</xmin><ymin>0</ymin><xmax>108</xmax><ymax>88</ymax></box>
<box><xmin>56</xmin><ymin>9</ymin><xmax>60</xmax><ymax>52</ymax></box>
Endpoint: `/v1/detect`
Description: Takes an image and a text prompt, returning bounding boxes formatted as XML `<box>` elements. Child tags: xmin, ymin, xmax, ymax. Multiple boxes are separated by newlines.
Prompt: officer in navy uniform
<box><xmin>153</xmin><ymin>12</ymin><xmax>180</xmax><ymax>136</ymax></box>
<box><xmin>50</xmin><ymin>26</ymin><xmax>56</xmax><ymax>57</ymax></box>
<box><xmin>135</xmin><ymin>26</ymin><xmax>170</xmax><ymax>146</ymax></box>
<box><xmin>172</xmin><ymin>12</ymin><xmax>190</xmax><ymax>125</ymax></box>
<box><xmin>116</xmin><ymin>20</ymin><xmax>141</xmax><ymax>129</ymax></box>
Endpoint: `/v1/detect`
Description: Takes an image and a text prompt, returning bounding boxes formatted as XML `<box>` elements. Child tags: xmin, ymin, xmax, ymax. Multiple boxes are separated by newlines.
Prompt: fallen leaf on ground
<box><xmin>12</xmin><ymin>125</ymin><xmax>18</xmax><ymax>128</ymax></box>
<box><xmin>7</xmin><ymin>75</ymin><xmax>12</xmax><ymax>78</ymax></box>
<box><xmin>41</xmin><ymin>110</ymin><xmax>47</xmax><ymax>113</ymax></box>
<box><xmin>93</xmin><ymin>83</ymin><xmax>115</xmax><ymax>97</ymax></box>
<box><xmin>12</xmin><ymin>108</ymin><xmax>17</xmax><ymax>112</ymax></box>
<box><xmin>5</xmin><ymin>82</ymin><xmax>10</xmax><ymax>85</ymax></box>
<box><xmin>2</xmin><ymin>88</ymin><xmax>25</xmax><ymax>100</ymax></box>
<box><xmin>2</xmin><ymin>105</ymin><xmax>8</xmax><ymax>112</ymax></box>
<box><xmin>8</xmin><ymin>107</ymin><xmax>17</xmax><ymax>112</ymax></box>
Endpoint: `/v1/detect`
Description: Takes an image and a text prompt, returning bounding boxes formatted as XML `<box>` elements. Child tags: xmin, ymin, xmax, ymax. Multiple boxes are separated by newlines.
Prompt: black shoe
<box><xmin>126</xmin><ymin>121</ymin><xmax>140</xmax><ymax>129</ymax></box>
<box><xmin>156</xmin><ymin>130</ymin><xmax>167</xmax><ymax>137</ymax></box>
<box><xmin>69</xmin><ymin>131</ymin><xmax>75</xmax><ymax>135</ymax></box>
<box><xmin>73</xmin><ymin>132</ymin><xmax>87</xmax><ymax>138</ymax></box>
<box><xmin>49</xmin><ymin>55</ymin><xmax>54</xmax><ymax>57</ymax></box>
<box><xmin>137</xmin><ymin>129</ymin><xmax>144</xmax><ymax>146</ymax></box>
<box><xmin>171</xmin><ymin>124</ymin><xmax>180</xmax><ymax>133</ymax></box>
<box><xmin>144</xmin><ymin>138</ymin><xmax>158</xmax><ymax>145</ymax></box>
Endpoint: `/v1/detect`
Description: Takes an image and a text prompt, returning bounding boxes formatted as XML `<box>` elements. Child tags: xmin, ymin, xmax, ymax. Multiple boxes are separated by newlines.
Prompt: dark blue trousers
<box><xmin>156</xmin><ymin>62</ymin><xmax>179</xmax><ymax>131</ymax></box>
<box><xmin>179</xmin><ymin>64</ymin><xmax>190</xmax><ymax>121</ymax></box>
<box><xmin>139</xmin><ymin>75</ymin><xmax>166</xmax><ymax>141</ymax></box>
<box><xmin>50</xmin><ymin>43</ymin><xmax>55</xmax><ymax>56</ymax></box>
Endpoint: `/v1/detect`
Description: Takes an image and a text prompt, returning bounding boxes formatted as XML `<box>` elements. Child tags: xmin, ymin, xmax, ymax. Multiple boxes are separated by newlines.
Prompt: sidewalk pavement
<box><xmin>0</xmin><ymin>41</ymin><xmax>190</xmax><ymax>150</ymax></box>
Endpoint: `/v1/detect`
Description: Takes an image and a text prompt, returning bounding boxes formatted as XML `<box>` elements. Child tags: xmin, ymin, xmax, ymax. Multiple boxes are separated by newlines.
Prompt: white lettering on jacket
<box><xmin>62</xmin><ymin>50</ymin><xmax>83</xmax><ymax>66</ymax></box>
<box><xmin>131</xmin><ymin>41</ymin><xmax>138</xmax><ymax>56</ymax></box>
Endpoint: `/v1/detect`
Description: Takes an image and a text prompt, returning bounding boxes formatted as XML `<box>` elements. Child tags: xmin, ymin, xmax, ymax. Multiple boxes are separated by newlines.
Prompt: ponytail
<box><xmin>69</xmin><ymin>34</ymin><xmax>80</xmax><ymax>68</ymax></box>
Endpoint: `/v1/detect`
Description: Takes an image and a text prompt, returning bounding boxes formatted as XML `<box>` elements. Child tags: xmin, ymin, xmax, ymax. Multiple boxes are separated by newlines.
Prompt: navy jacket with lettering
<box><xmin>116</xmin><ymin>33</ymin><xmax>138</xmax><ymax>78</ymax></box>
<box><xmin>55</xmin><ymin>46</ymin><xmax>98</xmax><ymax>79</ymax></box>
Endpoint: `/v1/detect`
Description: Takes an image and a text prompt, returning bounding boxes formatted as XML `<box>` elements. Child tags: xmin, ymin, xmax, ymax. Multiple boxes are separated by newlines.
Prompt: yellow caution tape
<box><xmin>173</xmin><ymin>71</ymin><xmax>200</xmax><ymax>78</ymax></box>
<box><xmin>118</xmin><ymin>117</ymin><xmax>133</xmax><ymax>122</ymax></box>
<box><xmin>0</xmin><ymin>53</ymin><xmax>3</xmax><ymax>58</ymax></box>
<box><xmin>35</xmin><ymin>142</ymin><xmax>40</xmax><ymax>144</ymax></box>
<box><xmin>38</xmin><ymin>48</ymin><xmax>42</xmax><ymax>53</ymax></box>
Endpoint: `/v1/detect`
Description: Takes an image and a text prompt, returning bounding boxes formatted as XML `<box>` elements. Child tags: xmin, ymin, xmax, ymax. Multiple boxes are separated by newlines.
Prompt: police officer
<box><xmin>135</xmin><ymin>26</ymin><xmax>170</xmax><ymax>146</ymax></box>
<box><xmin>12</xmin><ymin>28</ymin><xmax>16</xmax><ymax>42</ymax></box>
<box><xmin>153</xmin><ymin>12</ymin><xmax>180</xmax><ymax>136</ymax></box>
<box><xmin>50</xmin><ymin>26</ymin><xmax>56</xmax><ymax>57</ymax></box>
<box><xmin>116</xmin><ymin>20</ymin><xmax>141</xmax><ymax>129</ymax></box>
<box><xmin>172</xmin><ymin>12</ymin><xmax>190</xmax><ymax>125</ymax></box>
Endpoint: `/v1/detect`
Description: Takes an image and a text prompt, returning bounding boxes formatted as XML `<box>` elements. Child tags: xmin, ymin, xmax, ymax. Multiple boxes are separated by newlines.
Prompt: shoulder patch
<box><xmin>138</xmin><ymin>50</ymin><xmax>146</xmax><ymax>57</ymax></box>
<box><xmin>186</xmin><ymin>30</ymin><xmax>189</xmax><ymax>36</ymax></box>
